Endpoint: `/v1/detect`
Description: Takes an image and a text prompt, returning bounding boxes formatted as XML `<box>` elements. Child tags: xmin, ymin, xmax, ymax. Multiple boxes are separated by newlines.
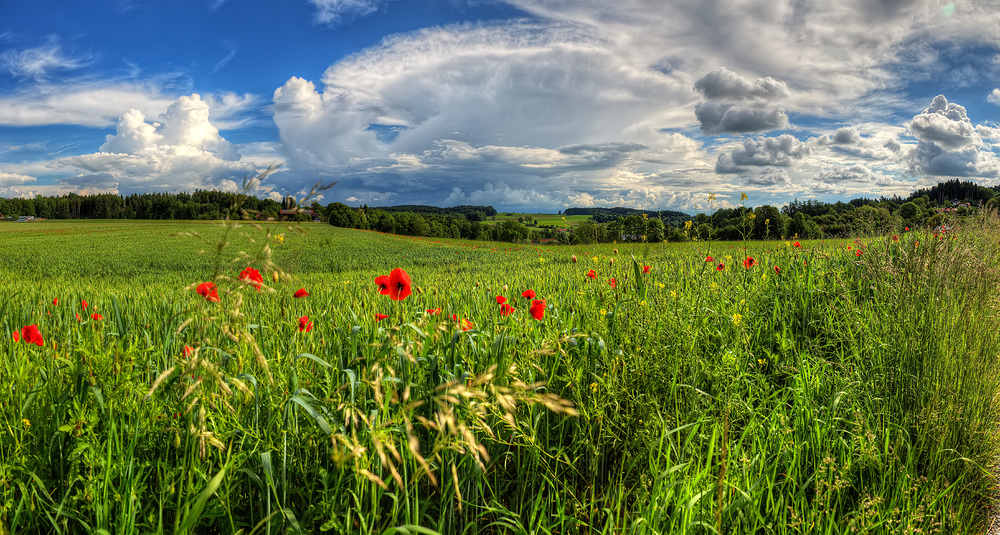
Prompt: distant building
<box><xmin>278</xmin><ymin>209</ymin><xmax>320</xmax><ymax>221</ymax></box>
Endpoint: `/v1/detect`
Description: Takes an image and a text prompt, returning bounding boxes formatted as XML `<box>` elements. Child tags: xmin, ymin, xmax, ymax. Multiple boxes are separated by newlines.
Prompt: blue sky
<box><xmin>2</xmin><ymin>0</ymin><xmax>999</xmax><ymax>213</ymax></box>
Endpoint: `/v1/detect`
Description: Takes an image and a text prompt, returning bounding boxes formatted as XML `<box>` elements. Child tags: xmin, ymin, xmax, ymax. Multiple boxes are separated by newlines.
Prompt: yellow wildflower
<box><xmin>708</xmin><ymin>193</ymin><xmax>716</xmax><ymax>201</ymax></box>
<box><xmin>740</xmin><ymin>192</ymin><xmax>748</xmax><ymax>202</ymax></box>
<box><xmin>599</xmin><ymin>308</ymin><xmax>608</xmax><ymax>316</ymax></box>
<box><xmin>732</xmin><ymin>313</ymin><xmax>743</xmax><ymax>326</ymax></box>
<box><xmin>22</xmin><ymin>418</ymin><xmax>30</xmax><ymax>427</ymax></box>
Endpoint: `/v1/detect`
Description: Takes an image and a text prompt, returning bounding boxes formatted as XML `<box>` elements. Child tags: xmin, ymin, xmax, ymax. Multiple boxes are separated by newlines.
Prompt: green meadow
<box><xmin>2</xmin><ymin>218</ymin><xmax>1000</xmax><ymax>533</ymax></box>
<box><xmin>482</xmin><ymin>212</ymin><xmax>590</xmax><ymax>229</ymax></box>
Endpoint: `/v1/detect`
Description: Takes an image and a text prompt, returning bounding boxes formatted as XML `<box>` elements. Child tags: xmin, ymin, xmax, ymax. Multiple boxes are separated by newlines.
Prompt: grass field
<box><xmin>2</xmin><ymin>218</ymin><xmax>1000</xmax><ymax>533</ymax></box>
<box><xmin>481</xmin><ymin>212</ymin><xmax>590</xmax><ymax>229</ymax></box>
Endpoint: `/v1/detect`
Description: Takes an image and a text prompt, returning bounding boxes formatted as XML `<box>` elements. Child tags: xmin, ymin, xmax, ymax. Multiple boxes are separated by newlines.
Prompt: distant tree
<box><xmin>898</xmin><ymin>202</ymin><xmax>919</xmax><ymax>223</ymax></box>
<box><xmin>751</xmin><ymin>205</ymin><xmax>786</xmax><ymax>240</ymax></box>
<box><xmin>572</xmin><ymin>219</ymin><xmax>601</xmax><ymax>244</ymax></box>
<box><xmin>497</xmin><ymin>220</ymin><xmax>529</xmax><ymax>243</ymax></box>
<box><xmin>646</xmin><ymin>218</ymin><xmax>665</xmax><ymax>242</ymax></box>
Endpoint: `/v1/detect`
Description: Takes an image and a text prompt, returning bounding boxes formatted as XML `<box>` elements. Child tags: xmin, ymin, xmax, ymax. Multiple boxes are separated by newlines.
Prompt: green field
<box><xmin>482</xmin><ymin>212</ymin><xmax>590</xmax><ymax>229</ymax></box>
<box><xmin>2</xmin><ymin>218</ymin><xmax>999</xmax><ymax>533</ymax></box>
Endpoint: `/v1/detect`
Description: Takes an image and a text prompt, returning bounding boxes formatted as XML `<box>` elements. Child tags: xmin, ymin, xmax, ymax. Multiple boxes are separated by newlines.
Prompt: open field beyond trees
<box><xmin>3</xmin><ymin>218</ymin><xmax>1000</xmax><ymax>533</ymax></box>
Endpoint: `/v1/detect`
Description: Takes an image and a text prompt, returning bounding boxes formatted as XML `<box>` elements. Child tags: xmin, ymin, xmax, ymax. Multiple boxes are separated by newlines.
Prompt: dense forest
<box><xmin>0</xmin><ymin>191</ymin><xmax>286</xmax><ymax>221</ymax></box>
<box><xmin>3</xmin><ymin>178</ymin><xmax>999</xmax><ymax>244</ymax></box>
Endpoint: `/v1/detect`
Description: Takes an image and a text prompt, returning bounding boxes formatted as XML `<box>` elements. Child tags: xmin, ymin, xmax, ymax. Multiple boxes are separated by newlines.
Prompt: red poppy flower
<box><xmin>196</xmin><ymin>282</ymin><xmax>220</xmax><ymax>303</ymax></box>
<box><xmin>293</xmin><ymin>288</ymin><xmax>310</xmax><ymax>298</ymax></box>
<box><xmin>76</xmin><ymin>313</ymin><xmax>81</xmax><ymax>322</ymax></box>
<box><xmin>586</xmin><ymin>270</ymin><xmax>596</xmax><ymax>279</ymax></box>
<box><xmin>387</xmin><ymin>268</ymin><xmax>412</xmax><ymax>301</ymax></box>
<box><xmin>375</xmin><ymin>313</ymin><xmax>390</xmax><ymax>322</ymax></box>
<box><xmin>793</xmin><ymin>242</ymin><xmax>801</xmax><ymax>248</ymax></box>
<box><xmin>451</xmin><ymin>314</ymin><xmax>458</xmax><ymax>321</ymax></box>
<box><xmin>855</xmin><ymin>249</ymin><xmax>863</xmax><ymax>257</ymax></box>
<box><xmin>184</xmin><ymin>346</ymin><xmax>194</xmax><ymax>357</ymax></box>
<box><xmin>608</xmin><ymin>278</ymin><xmax>617</xmax><ymax>288</ymax></box>
<box><xmin>426</xmin><ymin>308</ymin><xmax>441</xmax><ymax>315</ymax></box>
<box><xmin>522</xmin><ymin>289</ymin><xmax>536</xmax><ymax>299</ymax></box>
<box><xmin>52</xmin><ymin>298</ymin><xmax>58</xmax><ymax>306</ymax></box>
<box><xmin>374</xmin><ymin>275</ymin><xmax>390</xmax><ymax>295</ymax></box>
<box><xmin>499</xmin><ymin>303</ymin><xmax>515</xmax><ymax>316</ymax></box>
<box><xmin>773</xmin><ymin>266</ymin><xmax>780</xmax><ymax>274</ymax></box>
<box><xmin>11</xmin><ymin>331</ymin><xmax>19</xmax><ymax>342</ymax></box>
<box><xmin>496</xmin><ymin>295</ymin><xmax>507</xmax><ymax>304</ymax></box>
<box><xmin>892</xmin><ymin>235</ymin><xmax>899</xmax><ymax>242</ymax></box>
<box><xmin>742</xmin><ymin>257</ymin><xmax>757</xmax><ymax>268</ymax></box>
<box><xmin>529</xmin><ymin>299</ymin><xmax>546</xmax><ymax>320</ymax></box>
<box><xmin>716</xmin><ymin>263</ymin><xmax>725</xmax><ymax>271</ymax></box>
<box><xmin>81</xmin><ymin>299</ymin><xmax>88</xmax><ymax>310</ymax></box>
<box><xmin>20</xmin><ymin>325</ymin><xmax>43</xmax><ymax>347</ymax></box>
<box><xmin>905</xmin><ymin>227</ymin><xmax>910</xmax><ymax>231</ymax></box>
<box><xmin>642</xmin><ymin>265</ymin><xmax>651</xmax><ymax>274</ymax></box>
<box><xmin>90</xmin><ymin>313</ymin><xmax>102</xmax><ymax>321</ymax></box>
<box><xmin>239</xmin><ymin>267</ymin><xmax>264</xmax><ymax>291</ymax></box>
<box><xmin>298</xmin><ymin>316</ymin><xmax>313</xmax><ymax>332</ymax></box>
<box><xmin>460</xmin><ymin>318</ymin><xmax>475</xmax><ymax>331</ymax></box>
<box><xmin>705</xmin><ymin>256</ymin><xmax>714</xmax><ymax>263</ymax></box>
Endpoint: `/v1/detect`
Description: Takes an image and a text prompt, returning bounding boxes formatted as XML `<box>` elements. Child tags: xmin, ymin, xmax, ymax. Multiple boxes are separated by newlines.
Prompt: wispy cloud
<box><xmin>210</xmin><ymin>40</ymin><xmax>238</xmax><ymax>73</ymax></box>
<box><xmin>1</xmin><ymin>43</ymin><xmax>94</xmax><ymax>82</ymax></box>
<box><xmin>309</xmin><ymin>0</ymin><xmax>385</xmax><ymax>24</ymax></box>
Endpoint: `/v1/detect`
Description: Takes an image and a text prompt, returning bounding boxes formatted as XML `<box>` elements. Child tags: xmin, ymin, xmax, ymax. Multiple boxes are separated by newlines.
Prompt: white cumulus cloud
<box><xmin>269</xmin><ymin>21</ymin><xmax>703</xmax><ymax>208</ymax></box>
<box><xmin>904</xmin><ymin>94</ymin><xmax>999</xmax><ymax>177</ymax></box>
<box><xmin>56</xmin><ymin>94</ymin><xmax>259</xmax><ymax>195</ymax></box>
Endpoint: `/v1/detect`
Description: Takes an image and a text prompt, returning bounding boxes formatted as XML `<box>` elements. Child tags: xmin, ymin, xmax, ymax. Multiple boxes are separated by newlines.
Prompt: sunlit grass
<box><xmin>1</xmin><ymin>217</ymin><xmax>998</xmax><ymax>533</ymax></box>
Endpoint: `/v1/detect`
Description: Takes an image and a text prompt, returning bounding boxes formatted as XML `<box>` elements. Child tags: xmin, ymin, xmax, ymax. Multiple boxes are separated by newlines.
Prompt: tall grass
<box><xmin>1</xmin><ymin>213</ymin><xmax>999</xmax><ymax>533</ymax></box>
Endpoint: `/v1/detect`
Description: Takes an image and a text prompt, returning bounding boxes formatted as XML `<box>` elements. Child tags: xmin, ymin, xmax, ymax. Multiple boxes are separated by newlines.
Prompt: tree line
<box><xmin>0</xmin><ymin>191</ymin><xmax>286</xmax><ymax>221</ymax></box>
<box><xmin>3</xmin><ymin>179</ymin><xmax>998</xmax><ymax>244</ymax></box>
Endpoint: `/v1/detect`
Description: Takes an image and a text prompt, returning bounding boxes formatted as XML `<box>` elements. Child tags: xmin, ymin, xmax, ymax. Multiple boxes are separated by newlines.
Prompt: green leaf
<box><xmin>178</xmin><ymin>465</ymin><xmax>226</xmax><ymax>533</ymax></box>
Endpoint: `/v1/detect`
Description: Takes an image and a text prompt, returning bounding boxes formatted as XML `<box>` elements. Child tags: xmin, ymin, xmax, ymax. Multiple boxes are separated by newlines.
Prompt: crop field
<box><xmin>2</xmin><ymin>218</ymin><xmax>1000</xmax><ymax>533</ymax></box>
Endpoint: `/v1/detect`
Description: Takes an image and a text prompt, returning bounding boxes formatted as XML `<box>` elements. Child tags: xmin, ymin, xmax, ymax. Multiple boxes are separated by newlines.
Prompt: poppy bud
<box><xmin>272</xmin><ymin>271</ymin><xmax>279</xmax><ymax>283</ymax></box>
<box><xmin>571</xmin><ymin>255</ymin><xmax>578</xmax><ymax>263</ymax></box>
